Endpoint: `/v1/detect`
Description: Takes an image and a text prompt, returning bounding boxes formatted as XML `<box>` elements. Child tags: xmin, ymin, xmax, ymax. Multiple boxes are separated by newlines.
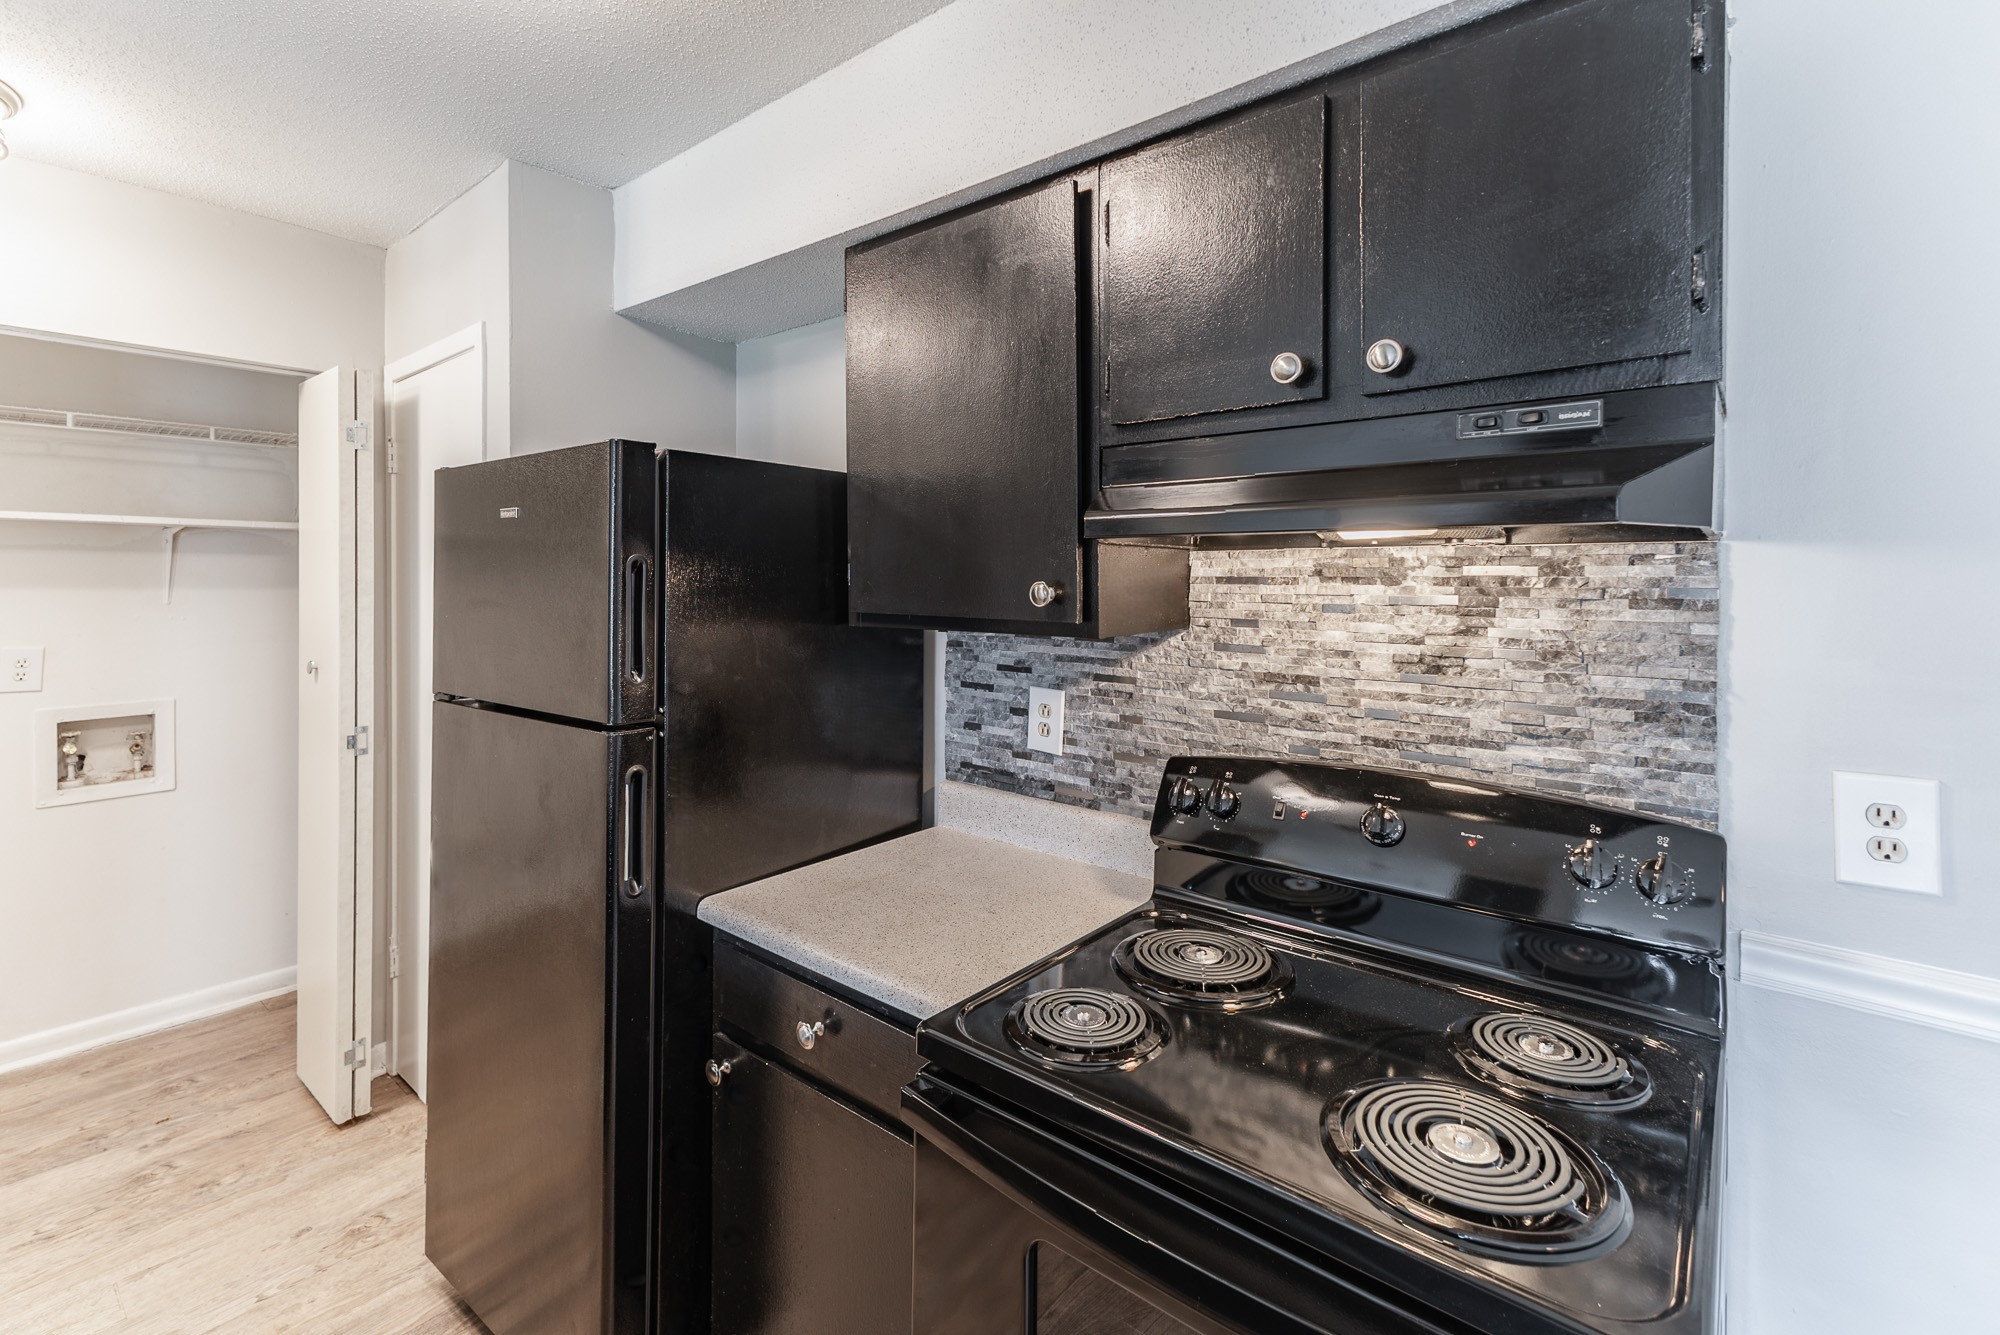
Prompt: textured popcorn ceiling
<box><xmin>0</xmin><ymin>0</ymin><xmax>951</xmax><ymax>246</ymax></box>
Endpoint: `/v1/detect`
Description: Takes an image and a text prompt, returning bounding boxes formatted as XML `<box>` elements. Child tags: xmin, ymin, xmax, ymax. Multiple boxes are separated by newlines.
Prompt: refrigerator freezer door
<box><xmin>434</xmin><ymin>439</ymin><xmax>658</xmax><ymax>726</ymax></box>
<box><xmin>426</xmin><ymin>701</ymin><xmax>657</xmax><ymax>1335</ymax></box>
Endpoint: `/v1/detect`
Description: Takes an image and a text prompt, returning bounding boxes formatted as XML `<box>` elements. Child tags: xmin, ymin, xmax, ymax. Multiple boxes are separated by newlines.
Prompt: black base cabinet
<box><xmin>709</xmin><ymin>940</ymin><xmax>919</xmax><ymax>1335</ymax></box>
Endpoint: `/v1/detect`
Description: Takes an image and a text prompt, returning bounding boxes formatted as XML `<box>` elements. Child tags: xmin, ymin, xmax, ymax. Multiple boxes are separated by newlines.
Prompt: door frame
<box><xmin>384</xmin><ymin>322</ymin><xmax>487</xmax><ymax>1097</ymax></box>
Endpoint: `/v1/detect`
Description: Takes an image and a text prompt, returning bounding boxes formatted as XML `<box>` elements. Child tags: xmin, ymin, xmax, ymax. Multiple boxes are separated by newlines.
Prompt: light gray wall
<box><xmin>383</xmin><ymin>164</ymin><xmax>511</xmax><ymax>453</ymax></box>
<box><xmin>734</xmin><ymin>316</ymin><xmax>846</xmax><ymax>470</ymax></box>
<box><xmin>507</xmin><ymin>164</ymin><xmax>735</xmax><ymax>458</ymax></box>
<box><xmin>1717</xmin><ymin>2</ymin><xmax>2000</xmax><ymax>1330</ymax></box>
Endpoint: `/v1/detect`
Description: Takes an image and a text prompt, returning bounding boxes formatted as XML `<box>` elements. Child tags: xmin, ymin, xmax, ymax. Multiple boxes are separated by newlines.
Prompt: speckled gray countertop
<box><xmin>697</xmin><ymin>783</ymin><xmax>1155</xmax><ymax>1023</ymax></box>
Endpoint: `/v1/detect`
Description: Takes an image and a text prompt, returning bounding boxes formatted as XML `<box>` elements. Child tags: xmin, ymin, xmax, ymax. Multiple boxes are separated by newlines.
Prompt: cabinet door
<box><xmin>711</xmin><ymin>1040</ymin><xmax>914</xmax><ymax>1335</ymax></box>
<box><xmin>1101</xmin><ymin>96</ymin><xmax>1327</xmax><ymax>425</ymax></box>
<box><xmin>847</xmin><ymin>179</ymin><xmax>1082</xmax><ymax>627</ymax></box>
<box><xmin>1359</xmin><ymin>0</ymin><xmax>1697</xmax><ymax>394</ymax></box>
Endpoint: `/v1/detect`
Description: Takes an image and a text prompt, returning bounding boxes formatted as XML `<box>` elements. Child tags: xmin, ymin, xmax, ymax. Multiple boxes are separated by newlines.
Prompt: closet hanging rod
<box><xmin>0</xmin><ymin>402</ymin><xmax>298</xmax><ymax>449</ymax></box>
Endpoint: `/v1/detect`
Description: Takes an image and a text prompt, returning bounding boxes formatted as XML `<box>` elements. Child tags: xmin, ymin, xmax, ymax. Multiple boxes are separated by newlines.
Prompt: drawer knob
<box><xmin>705</xmin><ymin>1058</ymin><xmax>732</xmax><ymax>1087</ymax></box>
<box><xmin>796</xmin><ymin>1019</ymin><xmax>830</xmax><ymax>1051</ymax></box>
<box><xmin>1365</xmin><ymin>338</ymin><xmax>1408</xmax><ymax>375</ymax></box>
<box><xmin>1268</xmin><ymin>351</ymin><xmax>1306</xmax><ymax>385</ymax></box>
<box><xmin>1028</xmin><ymin>580</ymin><xmax>1062</xmax><ymax>609</ymax></box>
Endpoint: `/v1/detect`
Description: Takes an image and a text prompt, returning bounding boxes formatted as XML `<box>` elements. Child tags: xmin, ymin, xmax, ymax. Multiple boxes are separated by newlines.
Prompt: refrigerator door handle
<box><xmin>620</xmin><ymin>764</ymin><xmax>652</xmax><ymax>900</ymax></box>
<box><xmin>623</xmin><ymin>555</ymin><xmax>650</xmax><ymax>686</ymax></box>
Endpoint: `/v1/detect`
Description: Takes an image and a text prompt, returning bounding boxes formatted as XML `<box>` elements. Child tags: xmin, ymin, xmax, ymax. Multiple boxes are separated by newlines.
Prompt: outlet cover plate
<box><xmin>1026</xmin><ymin>687</ymin><xmax>1064</xmax><ymax>756</ymax></box>
<box><xmin>2</xmin><ymin>646</ymin><xmax>44</xmax><ymax>693</ymax></box>
<box><xmin>1833</xmin><ymin>771</ymin><xmax>1941</xmax><ymax>895</ymax></box>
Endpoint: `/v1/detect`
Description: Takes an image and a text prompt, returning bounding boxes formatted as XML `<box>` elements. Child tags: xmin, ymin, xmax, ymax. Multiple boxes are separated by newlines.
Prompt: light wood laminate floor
<box><xmin>0</xmin><ymin>995</ymin><xmax>486</xmax><ymax>1334</ymax></box>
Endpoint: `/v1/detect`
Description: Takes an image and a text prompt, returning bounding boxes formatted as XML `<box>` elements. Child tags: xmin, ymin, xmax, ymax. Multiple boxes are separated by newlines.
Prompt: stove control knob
<box><xmin>1207</xmin><ymin>782</ymin><xmax>1241</xmax><ymax>820</ymax></box>
<box><xmin>1565</xmin><ymin>839</ymin><xmax>1620</xmax><ymax>890</ymax></box>
<box><xmin>1635</xmin><ymin>853</ymin><xmax>1694</xmax><ymax>906</ymax></box>
<box><xmin>1359</xmin><ymin>803</ymin><xmax>1405</xmax><ymax>847</ymax></box>
<box><xmin>1169</xmin><ymin>777</ymin><xmax>1204</xmax><ymax>816</ymax></box>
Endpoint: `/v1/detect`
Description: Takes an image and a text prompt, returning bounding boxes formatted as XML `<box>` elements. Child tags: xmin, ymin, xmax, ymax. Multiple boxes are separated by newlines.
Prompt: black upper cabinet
<box><xmin>846</xmin><ymin>177</ymin><xmax>1189</xmax><ymax>637</ymax></box>
<box><xmin>847</xmin><ymin>179</ymin><xmax>1081</xmax><ymax>628</ymax></box>
<box><xmin>1101</xmin><ymin>96</ymin><xmax>1328</xmax><ymax>424</ymax></box>
<box><xmin>1091</xmin><ymin>0</ymin><xmax>1720</xmax><ymax>451</ymax></box>
<box><xmin>1358</xmin><ymin>0</ymin><xmax>1699</xmax><ymax>395</ymax></box>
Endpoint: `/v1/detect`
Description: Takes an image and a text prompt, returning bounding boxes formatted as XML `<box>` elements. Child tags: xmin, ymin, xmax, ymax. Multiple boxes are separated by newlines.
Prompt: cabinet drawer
<box><xmin>714</xmin><ymin>939</ymin><xmax>921</xmax><ymax>1121</ymax></box>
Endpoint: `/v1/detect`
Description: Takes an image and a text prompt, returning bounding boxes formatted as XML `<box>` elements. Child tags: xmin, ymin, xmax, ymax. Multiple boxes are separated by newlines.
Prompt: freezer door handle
<box><xmin>620</xmin><ymin>764</ymin><xmax>651</xmax><ymax>899</ymax></box>
<box><xmin>623</xmin><ymin>554</ymin><xmax>650</xmax><ymax>685</ymax></box>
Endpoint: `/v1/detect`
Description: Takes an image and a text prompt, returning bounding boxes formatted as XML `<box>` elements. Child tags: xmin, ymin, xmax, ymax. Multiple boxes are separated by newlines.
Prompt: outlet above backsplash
<box><xmin>946</xmin><ymin>543</ymin><xmax>1718</xmax><ymax>827</ymax></box>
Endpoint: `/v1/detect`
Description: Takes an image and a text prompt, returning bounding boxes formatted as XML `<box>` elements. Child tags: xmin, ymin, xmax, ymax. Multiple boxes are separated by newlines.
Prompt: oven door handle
<box><xmin>901</xmin><ymin>1075</ymin><xmax>1470</xmax><ymax>1335</ymax></box>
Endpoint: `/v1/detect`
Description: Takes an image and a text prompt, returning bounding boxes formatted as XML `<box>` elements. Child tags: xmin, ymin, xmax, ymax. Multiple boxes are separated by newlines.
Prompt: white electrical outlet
<box><xmin>2</xmin><ymin>646</ymin><xmax>45</xmax><ymax>693</ymax></box>
<box><xmin>1833</xmin><ymin>772</ymin><xmax>1941</xmax><ymax>895</ymax></box>
<box><xmin>1026</xmin><ymin>687</ymin><xmax>1064</xmax><ymax>756</ymax></box>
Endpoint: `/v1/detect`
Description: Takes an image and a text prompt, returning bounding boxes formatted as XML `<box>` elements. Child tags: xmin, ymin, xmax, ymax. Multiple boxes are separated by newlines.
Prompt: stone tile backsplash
<box><xmin>945</xmin><ymin>542</ymin><xmax>1718</xmax><ymax>826</ymax></box>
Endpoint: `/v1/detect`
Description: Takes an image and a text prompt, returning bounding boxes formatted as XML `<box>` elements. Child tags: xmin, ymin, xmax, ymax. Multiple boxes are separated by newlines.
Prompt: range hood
<box><xmin>1084</xmin><ymin>382</ymin><xmax>1718</xmax><ymax>546</ymax></box>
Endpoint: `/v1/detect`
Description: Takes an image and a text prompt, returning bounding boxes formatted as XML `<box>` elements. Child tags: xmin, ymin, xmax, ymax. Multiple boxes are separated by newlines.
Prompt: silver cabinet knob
<box><xmin>1365</xmin><ymin>338</ymin><xmax>1408</xmax><ymax>374</ymax></box>
<box><xmin>306</xmin><ymin>660</ymin><xmax>318</xmax><ymax>678</ymax></box>
<box><xmin>1028</xmin><ymin>580</ymin><xmax>1062</xmax><ymax>608</ymax></box>
<box><xmin>1269</xmin><ymin>351</ymin><xmax>1305</xmax><ymax>384</ymax></box>
<box><xmin>705</xmin><ymin>1058</ymin><xmax>732</xmax><ymax>1087</ymax></box>
<box><xmin>796</xmin><ymin>1019</ymin><xmax>829</xmax><ymax>1050</ymax></box>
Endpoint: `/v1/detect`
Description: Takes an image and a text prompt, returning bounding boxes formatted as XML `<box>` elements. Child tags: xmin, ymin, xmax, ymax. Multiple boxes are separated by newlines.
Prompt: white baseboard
<box><xmin>0</xmin><ymin>966</ymin><xmax>298</xmax><ymax>1076</ymax></box>
<box><xmin>1737</xmin><ymin>932</ymin><xmax>2000</xmax><ymax>1044</ymax></box>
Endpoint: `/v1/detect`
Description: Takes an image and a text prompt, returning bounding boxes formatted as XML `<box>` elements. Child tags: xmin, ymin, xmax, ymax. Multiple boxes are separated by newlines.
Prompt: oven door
<box><xmin>902</xmin><ymin>1075</ymin><xmax>1471</xmax><ymax>1335</ymax></box>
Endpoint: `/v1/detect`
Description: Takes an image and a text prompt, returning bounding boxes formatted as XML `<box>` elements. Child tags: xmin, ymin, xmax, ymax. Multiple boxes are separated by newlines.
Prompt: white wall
<box><xmin>614</xmin><ymin>0</ymin><xmax>1518</xmax><ymax>339</ymax></box>
<box><xmin>0</xmin><ymin>437</ymin><xmax>300</xmax><ymax>1068</ymax></box>
<box><xmin>507</xmin><ymin>163</ymin><xmax>734</xmax><ymax>457</ymax></box>
<box><xmin>384</xmin><ymin>165</ymin><xmax>511</xmax><ymax>453</ymax></box>
<box><xmin>1717</xmin><ymin>2</ymin><xmax>2000</xmax><ymax>1330</ymax></box>
<box><xmin>733</xmin><ymin>316</ymin><xmax>846</xmax><ymax>470</ymax></box>
<box><xmin>0</xmin><ymin>160</ymin><xmax>380</xmax><ymax>1070</ymax></box>
<box><xmin>0</xmin><ymin>157</ymin><xmax>383</xmax><ymax>373</ymax></box>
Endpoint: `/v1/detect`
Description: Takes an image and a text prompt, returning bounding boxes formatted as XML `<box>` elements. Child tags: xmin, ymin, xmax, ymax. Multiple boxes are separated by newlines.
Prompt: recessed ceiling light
<box><xmin>0</xmin><ymin>79</ymin><xmax>22</xmax><ymax>162</ymax></box>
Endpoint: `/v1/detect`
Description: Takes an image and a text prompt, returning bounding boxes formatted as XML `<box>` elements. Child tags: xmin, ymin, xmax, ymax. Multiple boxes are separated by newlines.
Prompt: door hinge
<box><xmin>342</xmin><ymin>1040</ymin><xmax>369</xmax><ymax>1070</ymax></box>
<box><xmin>388</xmin><ymin>938</ymin><xmax>400</xmax><ymax>980</ymax></box>
<box><xmin>385</xmin><ymin>434</ymin><xmax>398</xmax><ymax>474</ymax></box>
<box><xmin>346</xmin><ymin>725</ymin><xmax>370</xmax><ymax>756</ymax></box>
<box><xmin>1690</xmin><ymin>249</ymin><xmax>1710</xmax><ymax>308</ymax></box>
<box><xmin>1690</xmin><ymin>8</ymin><xmax>1708</xmax><ymax>64</ymax></box>
<box><xmin>344</xmin><ymin>419</ymin><xmax>371</xmax><ymax>450</ymax></box>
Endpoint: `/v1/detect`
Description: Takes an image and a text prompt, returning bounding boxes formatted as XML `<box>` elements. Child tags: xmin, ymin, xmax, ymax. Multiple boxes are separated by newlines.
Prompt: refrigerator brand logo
<box><xmin>498</xmin><ymin>507</ymin><xmax>520</xmax><ymax>519</ymax></box>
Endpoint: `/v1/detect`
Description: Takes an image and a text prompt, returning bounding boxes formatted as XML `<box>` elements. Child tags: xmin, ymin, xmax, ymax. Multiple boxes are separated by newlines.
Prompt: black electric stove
<box><xmin>908</xmin><ymin>757</ymin><xmax>1726</xmax><ymax>1335</ymax></box>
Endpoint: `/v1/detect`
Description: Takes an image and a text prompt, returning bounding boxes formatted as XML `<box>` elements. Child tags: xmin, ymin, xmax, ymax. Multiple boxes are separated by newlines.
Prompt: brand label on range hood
<box><xmin>1455</xmin><ymin>399</ymin><xmax>1603</xmax><ymax>439</ymax></box>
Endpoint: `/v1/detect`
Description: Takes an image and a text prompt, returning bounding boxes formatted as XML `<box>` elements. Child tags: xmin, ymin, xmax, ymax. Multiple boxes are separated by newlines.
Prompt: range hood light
<box><xmin>1328</xmin><ymin>528</ymin><xmax>1439</xmax><ymax>543</ymax></box>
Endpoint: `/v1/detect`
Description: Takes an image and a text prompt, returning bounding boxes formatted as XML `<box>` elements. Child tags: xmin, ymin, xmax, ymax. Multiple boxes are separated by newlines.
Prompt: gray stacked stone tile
<box><xmin>945</xmin><ymin>542</ymin><xmax>1718</xmax><ymax>827</ymax></box>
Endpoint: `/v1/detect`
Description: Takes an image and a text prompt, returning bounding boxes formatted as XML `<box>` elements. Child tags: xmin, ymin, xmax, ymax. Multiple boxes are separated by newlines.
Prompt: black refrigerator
<box><xmin>424</xmin><ymin>441</ymin><xmax>924</xmax><ymax>1335</ymax></box>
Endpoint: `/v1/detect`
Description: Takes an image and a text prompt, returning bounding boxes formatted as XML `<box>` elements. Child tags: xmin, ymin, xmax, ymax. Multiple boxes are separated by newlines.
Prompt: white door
<box><xmin>296</xmin><ymin>367</ymin><xmax>377</xmax><ymax>1124</ymax></box>
<box><xmin>386</xmin><ymin>325</ymin><xmax>486</xmax><ymax>1101</ymax></box>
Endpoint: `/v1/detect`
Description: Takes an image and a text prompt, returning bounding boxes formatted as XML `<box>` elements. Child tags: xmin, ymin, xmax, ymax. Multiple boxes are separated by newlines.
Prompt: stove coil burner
<box><xmin>1505</xmin><ymin>928</ymin><xmax>1668</xmax><ymax>999</ymax></box>
<box><xmin>1326</xmin><ymin>1080</ymin><xmax>1630</xmax><ymax>1261</ymax></box>
<box><xmin>1004</xmin><ymin>987</ymin><xmax>1165</xmax><ymax>1070</ymax></box>
<box><xmin>1112</xmin><ymin>928</ymin><xmax>1291</xmax><ymax>1010</ymax></box>
<box><xmin>1229</xmin><ymin>870</ymin><xmax>1381</xmax><ymax>926</ymax></box>
<box><xmin>1457</xmin><ymin>1013</ymin><xmax>1653</xmax><ymax>1110</ymax></box>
